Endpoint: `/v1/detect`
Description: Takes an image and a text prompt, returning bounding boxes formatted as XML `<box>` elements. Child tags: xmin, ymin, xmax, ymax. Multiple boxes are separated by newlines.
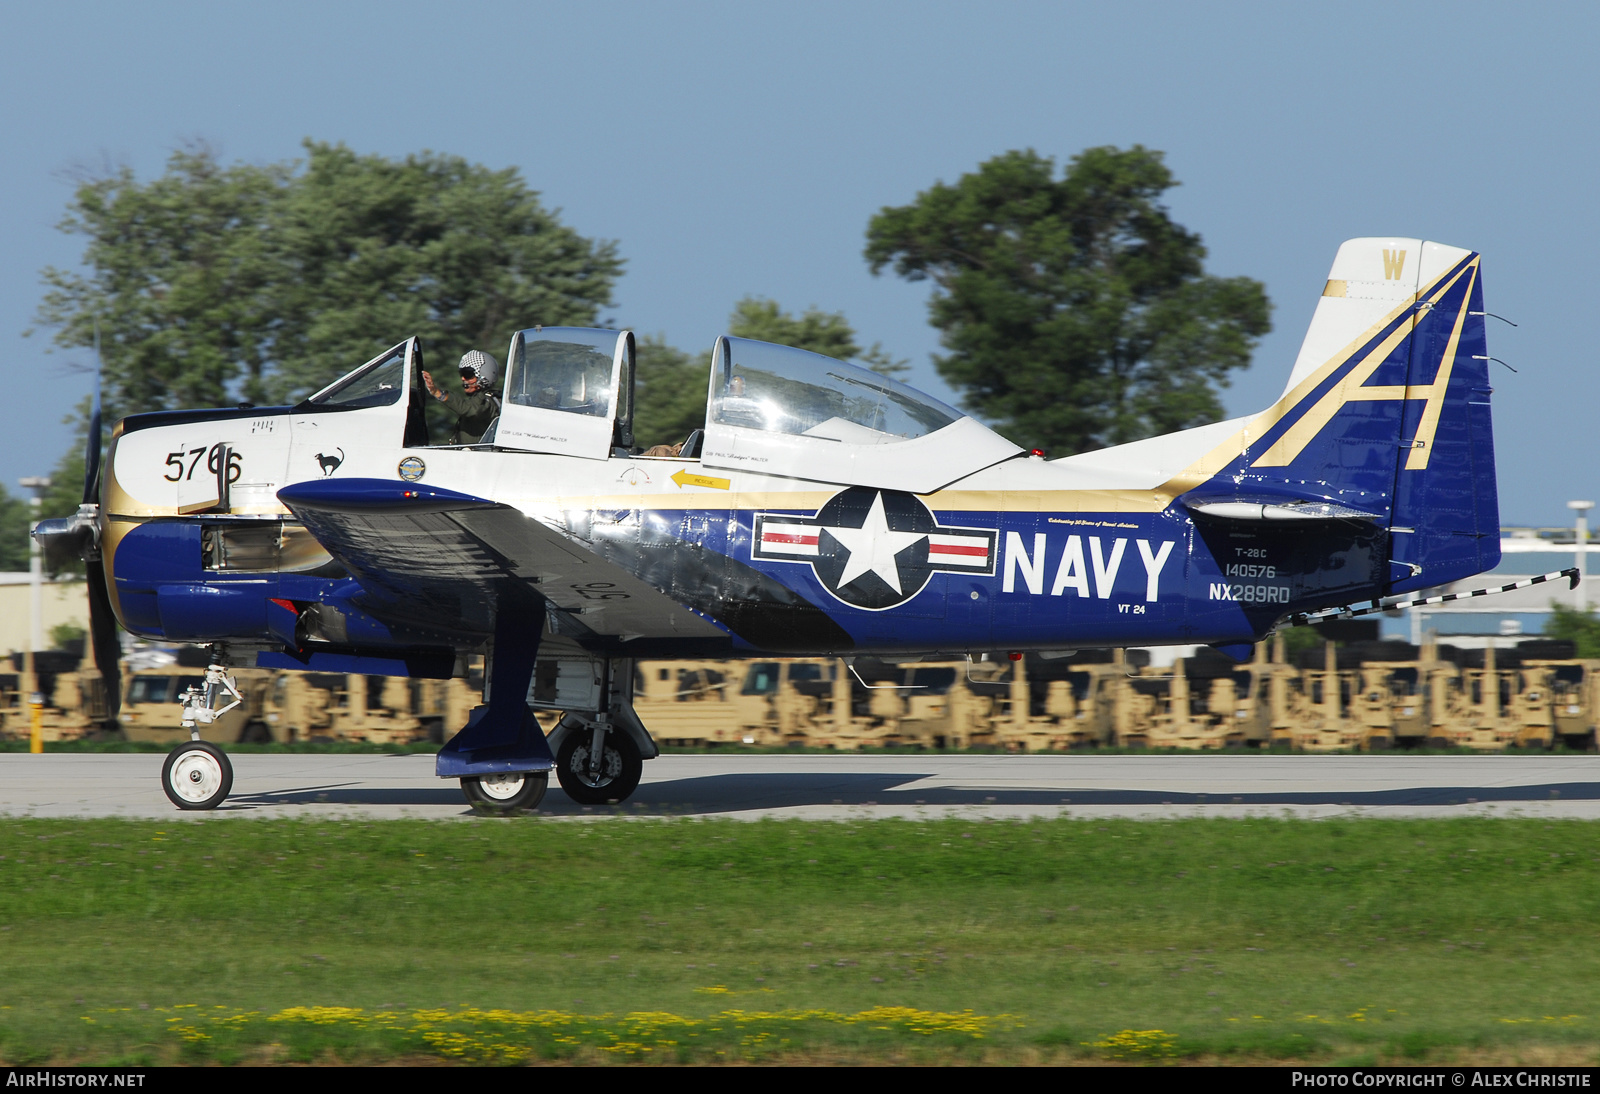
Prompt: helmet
<box><xmin>458</xmin><ymin>350</ymin><xmax>500</xmax><ymax>388</ymax></box>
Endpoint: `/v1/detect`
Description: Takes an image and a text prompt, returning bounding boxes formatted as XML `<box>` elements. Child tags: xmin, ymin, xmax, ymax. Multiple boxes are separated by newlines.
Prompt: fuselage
<box><xmin>101</xmin><ymin>403</ymin><xmax>1383</xmax><ymax>659</ymax></box>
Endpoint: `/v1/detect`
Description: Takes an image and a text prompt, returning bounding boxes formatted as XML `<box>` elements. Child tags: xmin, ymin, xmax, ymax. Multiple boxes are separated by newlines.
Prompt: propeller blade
<box><xmin>85</xmin><ymin>562</ymin><xmax>121</xmax><ymax>718</ymax></box>
<box><xmin>82</xmin><ymin>321</ymin><xmax>103</xmax><ymax>506</ymax></box>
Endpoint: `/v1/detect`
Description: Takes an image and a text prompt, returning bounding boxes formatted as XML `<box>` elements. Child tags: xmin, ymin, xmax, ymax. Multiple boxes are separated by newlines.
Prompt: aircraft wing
<box><xmin>277</xmin><ymin>478</ymin><xmax>728</xmax><ymax>646</ymax></box>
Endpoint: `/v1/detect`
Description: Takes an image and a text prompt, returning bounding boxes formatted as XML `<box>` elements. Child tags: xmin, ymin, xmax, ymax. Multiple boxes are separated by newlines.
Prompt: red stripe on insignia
<box><xmin>764</xmin><ymin>532</ymin><xmax>819</xmax><ymax>545</ymax></box>
<box><xmin>929</xmin><ymin>544</ymin><xmax>988</xmax><ymax>557</ymax></box>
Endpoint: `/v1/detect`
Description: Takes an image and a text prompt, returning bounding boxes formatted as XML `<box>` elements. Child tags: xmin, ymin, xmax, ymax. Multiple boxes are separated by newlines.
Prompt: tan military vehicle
<box><xmin>0</xmin><ymin>650</ymin><xmax>112</xmax><ymax>743</ymax></box>
<box><xmin>1539</xmin><ymin>655</ymin><xmax>1600</xmax><ymax>751</ymax></box>
<box><xmin>261</xmin><ymin>672</ymin><xmax>478</xmax><ymax>744</ymax></box>
<box><xmin>633</xmin><ymin>658</ymin><xmax>841</xmax><ymax>746</ymax></box>
<box><xmin>1002</xmin><ymin>650</ymin><xmax>1134</xmax><ymax>751</ymax></box>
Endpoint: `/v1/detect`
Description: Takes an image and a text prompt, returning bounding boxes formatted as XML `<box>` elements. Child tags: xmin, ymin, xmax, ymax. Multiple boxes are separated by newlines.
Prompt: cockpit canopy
<box><xmin>700</xmin><ymin>337</ymin><xmax>1020</xmax><ymax>493</ymax></box>
<box><xmin>305</xmin><ymin>345</ymin><xmax>408</xmax><ymax>410</ymax></box>
<box><xmin>709</xmin><ymin>336</ymin><xmax>961</xmax><ymax>442</ymax></box>
<box><xmin>299</xmin><ymin>325</ymin><xmax>1020</xmax><ymax>491</ymax></box>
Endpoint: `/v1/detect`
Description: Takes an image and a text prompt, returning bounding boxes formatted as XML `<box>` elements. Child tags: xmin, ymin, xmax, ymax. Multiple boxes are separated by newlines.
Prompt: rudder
<box><xmin>1387</xmin><ymin>247</ymin><xmax>1500</xmax><ymax>593</ymax></box>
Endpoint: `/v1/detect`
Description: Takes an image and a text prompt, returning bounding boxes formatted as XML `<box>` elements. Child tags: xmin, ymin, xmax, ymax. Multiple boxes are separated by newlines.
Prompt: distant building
<box><xmin>0</xmin><ymin>573</ymin><xmax>90</xmax><ymax>654</ymax></box>
<box><xmin>1393</xmin><ymin>526</ymin><xmax>1600</xmax><ymax>640</ymax></box>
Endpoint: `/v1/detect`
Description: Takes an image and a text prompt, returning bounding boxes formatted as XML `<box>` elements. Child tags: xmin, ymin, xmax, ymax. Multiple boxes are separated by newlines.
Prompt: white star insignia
<box><xmin>823</xmin><ymin>491</ymin><xmax>927</xmax><ymax>594</ymax></box>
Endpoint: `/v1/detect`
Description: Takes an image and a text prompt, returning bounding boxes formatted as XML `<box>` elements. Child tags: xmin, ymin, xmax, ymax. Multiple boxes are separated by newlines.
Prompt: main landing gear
<box><xmin>460</xmin><ymin>770</ymin><xmax>549</xmax><ymax>811</ymax></box>
<box><xmin>160</xmin><ymin>656</ymin><xmax>243</xmax><ymax>811</ymax></box>
<box><xmin>453</xmin><ymin>720</ymin><xmax>645</xmax><ymax>812</ymax></box>
<box><xmin>554</xmin><ymin>721</ymin><xmax>643</xmax><ymax>805</ymax></box>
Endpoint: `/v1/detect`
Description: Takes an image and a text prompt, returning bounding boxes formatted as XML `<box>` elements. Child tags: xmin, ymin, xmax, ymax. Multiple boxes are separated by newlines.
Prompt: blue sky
<box><xmin>2</xmin><ymin>0</ymin><xmax>1596</xmax><ymax>526</ymax></box>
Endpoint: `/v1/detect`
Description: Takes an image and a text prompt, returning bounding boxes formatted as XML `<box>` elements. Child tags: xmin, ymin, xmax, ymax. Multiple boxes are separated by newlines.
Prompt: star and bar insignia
<box><xmin>752</xmin><ymin>487</ymin><xmax>997</xmax><ymax>610</ymax></box>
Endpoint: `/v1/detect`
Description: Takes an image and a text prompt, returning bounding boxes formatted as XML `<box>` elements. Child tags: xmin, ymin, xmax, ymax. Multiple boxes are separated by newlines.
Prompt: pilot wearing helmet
<box><xmin>423</xmin><ymin>350</ymin><xmax>502</xmax><ymax>445</ymax></box>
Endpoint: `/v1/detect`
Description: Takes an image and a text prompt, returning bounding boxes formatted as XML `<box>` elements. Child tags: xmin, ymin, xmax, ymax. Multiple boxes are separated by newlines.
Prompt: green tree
<box><xmin>34</xmin><ymin>143</ymin><xmax>288</xmax><ymax>418</ymax></box>
<box><xmin>268</xmin><ymin>142</ymin><xmax>622</xmax><ymax>402</ymax></box>
<box><xmin>630</xmin><ymin>298</ymin><xmax>910</xmax><ymax>448</ymax></box>
<box><xmin>864</xmin><ymin>146</ymin><xmax>1271</xmax><ymax>455</ymax></box>
<box><xmin>33</xmin><ymin>140</ymin><xmax>623</xmax><ymax>415</ymax></box>
<box><xmin>726</xmin><ymin>298</ymin><xmax>908</xmax><ymax>377</ymax></box>
<box><xmin>49</xmin><ymin>622</ymin><xmax>86</xmax><ymax>651</ymax></box>
<box><xmin>1545</xmin><ymin>605</ymin><xmax>1600</xmax><ymax>658</ymax></box>
<box><xmin>0</xmin><ymin>486</ymin><xmax>33</xmax><ymax>572</ymax></box>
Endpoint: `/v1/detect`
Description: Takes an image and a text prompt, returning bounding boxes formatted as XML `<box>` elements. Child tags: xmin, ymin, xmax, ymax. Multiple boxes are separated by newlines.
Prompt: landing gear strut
<box><xmin>161</xmin><ymin>653</ymin><xmax>242</xmax><ymax>811</ymax></box>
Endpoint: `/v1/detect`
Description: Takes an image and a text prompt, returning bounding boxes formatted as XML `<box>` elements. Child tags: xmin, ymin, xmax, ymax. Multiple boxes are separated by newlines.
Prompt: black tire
<box><xmin>161</xmin><ymin>741</ymin><xmax>234</xmax><ymax>811</ymax></box>
<box><xmin>555</xmin><ymin>728</ymin><xmax>643</xmax><ymax>804</ymax></box>
<box><xmin>460</xmin><ymin>771</ymin><xmax>549</xmax><ymax>812</ymax></box>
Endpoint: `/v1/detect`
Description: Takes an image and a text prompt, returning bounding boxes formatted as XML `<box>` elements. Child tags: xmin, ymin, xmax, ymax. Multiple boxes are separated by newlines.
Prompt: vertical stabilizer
<box><xmin>1183</xmin><ymin>238</ymin><xmax>1500</xmax><ymax>597</ymax></box>
<box><xmin>1280</xmin><ymin>237</ymin><xmax>1426</xmax><ymax>397</ymax></box>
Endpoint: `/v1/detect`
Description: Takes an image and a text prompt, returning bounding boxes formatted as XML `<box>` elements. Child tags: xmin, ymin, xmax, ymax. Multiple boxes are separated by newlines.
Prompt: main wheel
<box><xmin>555</xmin><ymin>728</ymin><xmax>643</xmax><ymax>805</ymax></box>
<box><xmin>460</xmin><ymin>771</ymin><xmax>549</xmax><ymax>812</ymax></box>
<box><xmin>162</xmin><ymin>741</ymin><xmax>233</xmax><ymax>811</ymax></box>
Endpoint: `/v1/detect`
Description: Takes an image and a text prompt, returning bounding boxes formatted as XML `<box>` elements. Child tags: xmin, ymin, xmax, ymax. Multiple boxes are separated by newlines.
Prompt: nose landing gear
<box><xmin>161</xmin><ymin>652</ymin><xmax>243</xmax><ymax>811</ymax></box>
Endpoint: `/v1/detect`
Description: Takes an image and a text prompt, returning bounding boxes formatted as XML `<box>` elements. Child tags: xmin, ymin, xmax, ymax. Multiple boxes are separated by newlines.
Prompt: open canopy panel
<box><xmin>496</xmin><ymin>327</ymin><xmax>634</xmax><ymax>459</ymax></box>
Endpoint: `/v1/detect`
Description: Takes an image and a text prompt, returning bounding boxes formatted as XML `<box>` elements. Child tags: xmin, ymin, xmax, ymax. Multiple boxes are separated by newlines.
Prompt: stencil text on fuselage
<box><xmin>1003</xmin><ymin>533</ymin><xmax>1175</xmax><ymax>601</ymax></box>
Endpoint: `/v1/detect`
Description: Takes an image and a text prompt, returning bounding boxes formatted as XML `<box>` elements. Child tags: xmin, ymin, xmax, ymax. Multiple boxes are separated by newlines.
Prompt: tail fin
<box><xmin>1187</xmin><ymin>238</ymin><xmax>1500</xmax><ymax>594</ymax></box>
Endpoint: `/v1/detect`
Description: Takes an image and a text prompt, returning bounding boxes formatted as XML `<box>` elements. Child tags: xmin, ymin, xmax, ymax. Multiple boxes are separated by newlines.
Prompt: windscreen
<box><xmin>306</xmin><ymin>346</ymin><xmax>406</xmax><ymax>408</ymax></box>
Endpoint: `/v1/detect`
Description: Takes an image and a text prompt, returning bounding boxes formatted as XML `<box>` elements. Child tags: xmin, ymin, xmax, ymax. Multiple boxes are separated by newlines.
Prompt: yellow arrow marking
<box><xmin>671</xmin><ymin>468</ymin><xmax>730</xmax><ymax>490</ymax></box>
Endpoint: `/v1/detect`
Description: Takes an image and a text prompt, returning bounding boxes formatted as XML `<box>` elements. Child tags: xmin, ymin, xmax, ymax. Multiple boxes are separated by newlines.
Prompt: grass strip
<box><xmin>0</xmin><ymin>816</ymin><xmax>1597</xmax><ymax>1064</ymax></box>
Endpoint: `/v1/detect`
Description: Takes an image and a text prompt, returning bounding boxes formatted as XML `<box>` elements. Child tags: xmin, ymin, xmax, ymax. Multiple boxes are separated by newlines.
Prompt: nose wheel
<box><xmin>161</xmin><ymin>741</ymin><xmax>234</xmax><ymax>811</ymax></box>
<box><xmin>460</xmin><ymin>771</ymin><xmax>549</xmax><ymax>812</ymax></box>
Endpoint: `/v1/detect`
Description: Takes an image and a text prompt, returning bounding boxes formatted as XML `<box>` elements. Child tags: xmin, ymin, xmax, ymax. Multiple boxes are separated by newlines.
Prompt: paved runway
<box><xmin>3</xmin><ymin>752</ymin><xmax>1600</xmax><ymax>821</ymax></box>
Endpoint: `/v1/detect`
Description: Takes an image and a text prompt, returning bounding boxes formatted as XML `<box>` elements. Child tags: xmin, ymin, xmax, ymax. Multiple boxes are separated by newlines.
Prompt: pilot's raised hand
<box><xmin>421</xmin><ymin>371</ymin><xmax>446</xmax><ymax>401</ymax></box>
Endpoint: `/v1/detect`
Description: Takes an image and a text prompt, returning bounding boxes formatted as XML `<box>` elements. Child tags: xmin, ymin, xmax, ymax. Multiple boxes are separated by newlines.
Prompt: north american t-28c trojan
<box><xmin>37</xmin><ymin>237</ymin><xmax>1539</xmax><ymax>811</ymax></box>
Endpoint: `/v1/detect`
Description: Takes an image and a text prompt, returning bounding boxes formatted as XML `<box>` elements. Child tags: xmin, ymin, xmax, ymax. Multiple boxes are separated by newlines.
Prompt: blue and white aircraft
<box><xmin>39</xmin><ymin>237</ymin><xmax>1508</xmax><ymax>811</ymax></box>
